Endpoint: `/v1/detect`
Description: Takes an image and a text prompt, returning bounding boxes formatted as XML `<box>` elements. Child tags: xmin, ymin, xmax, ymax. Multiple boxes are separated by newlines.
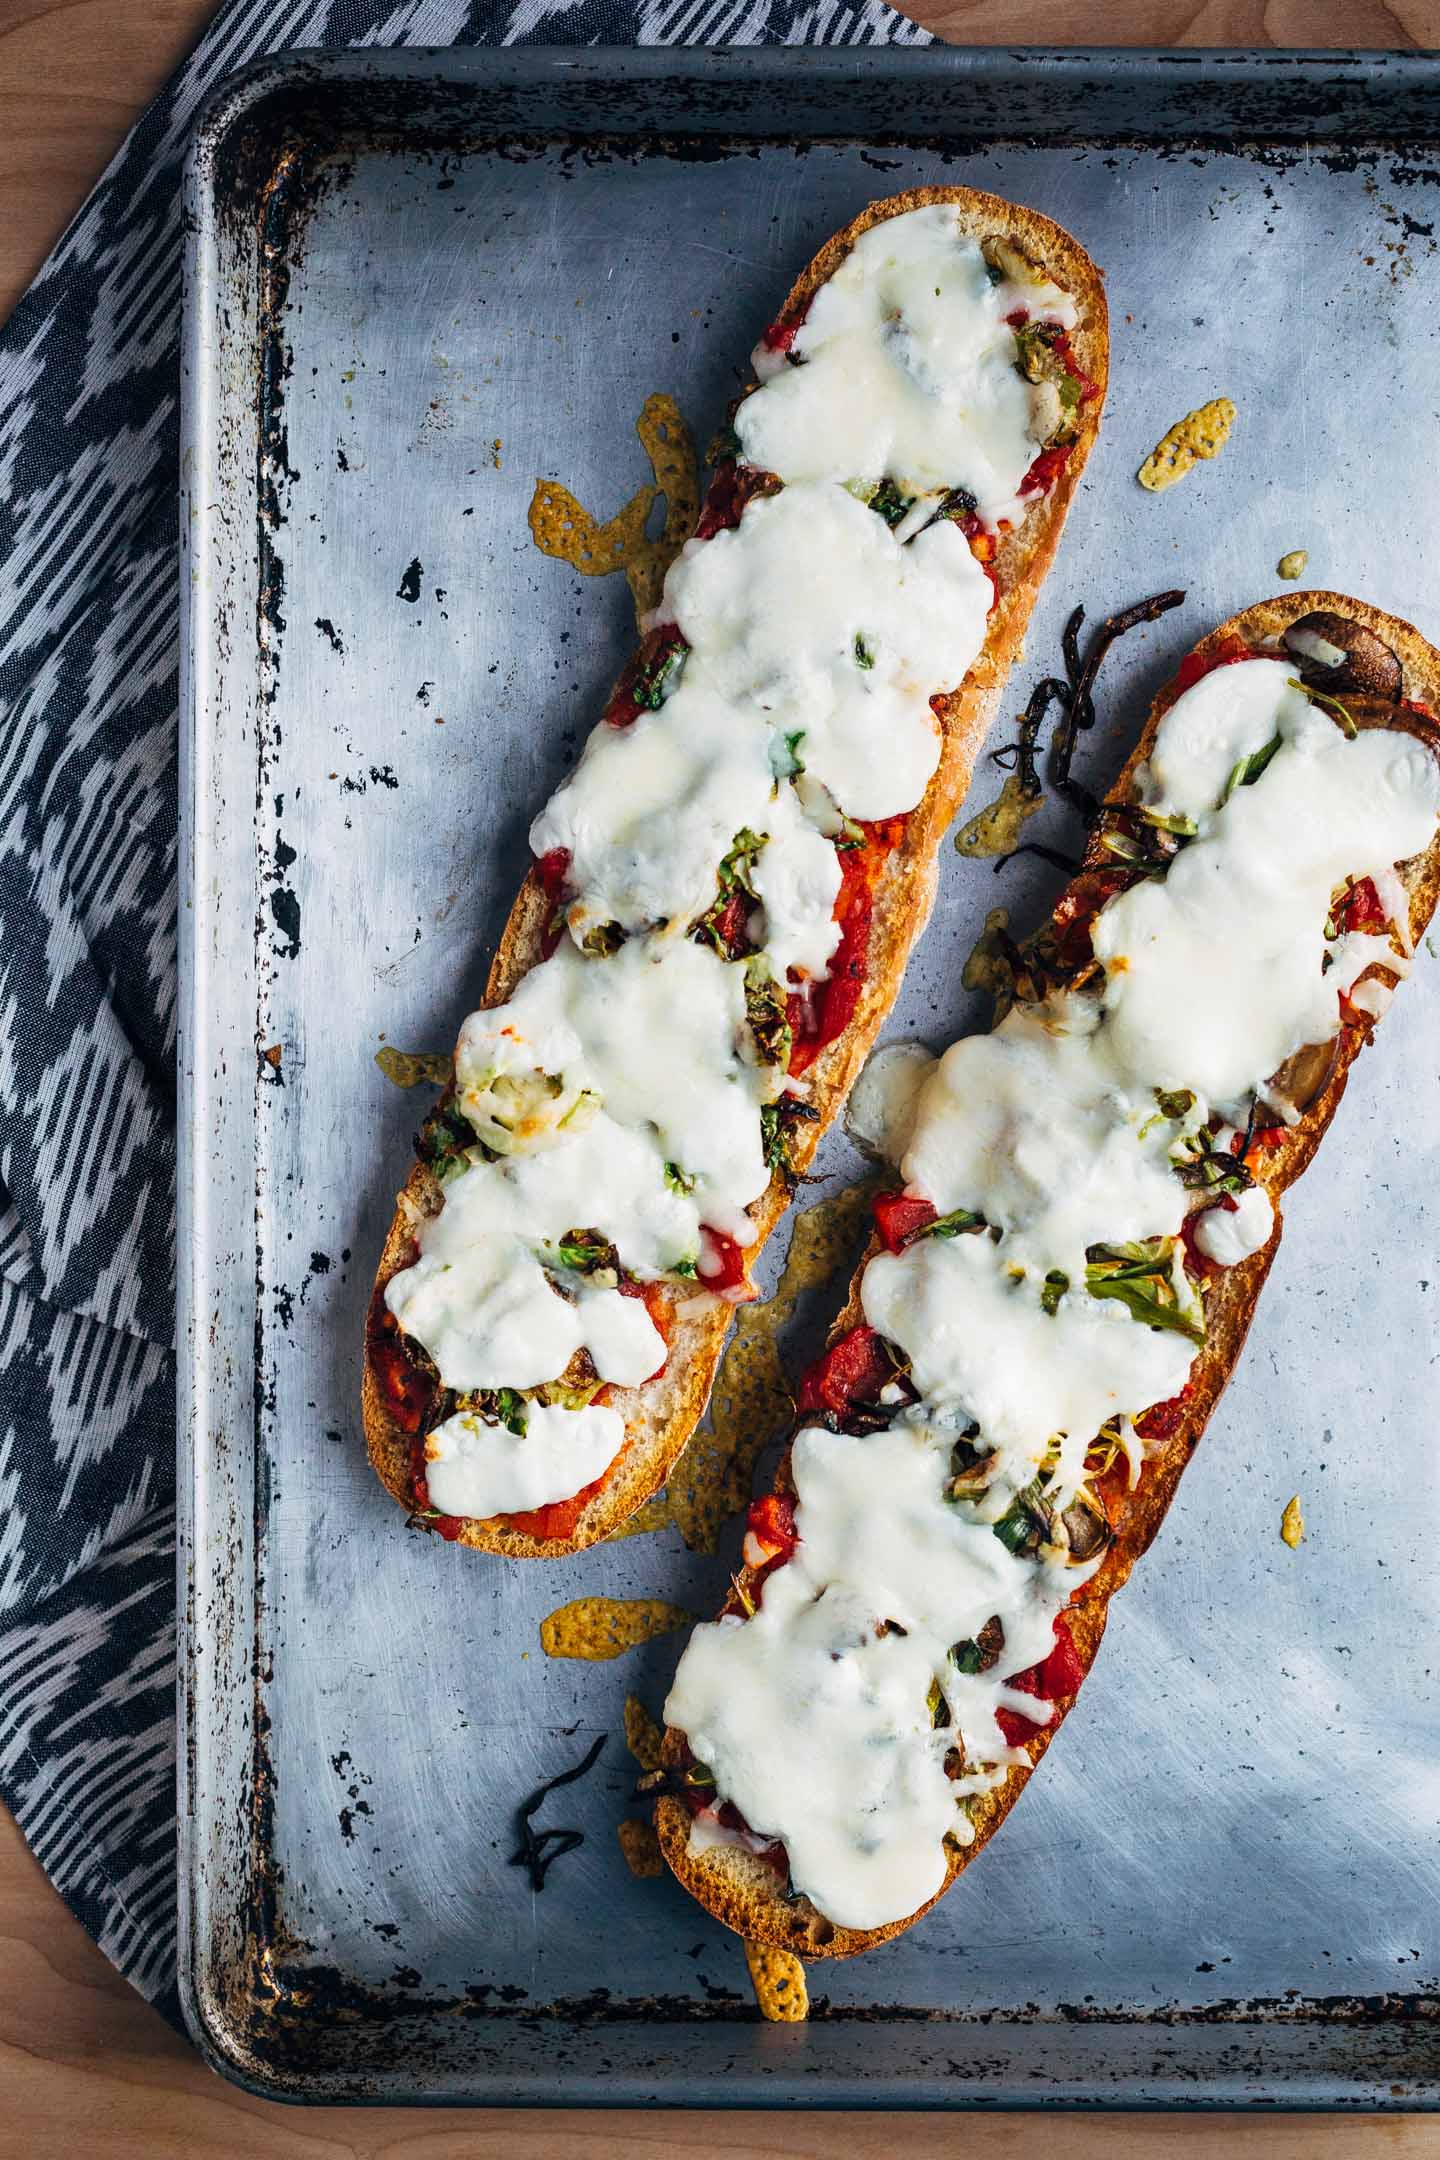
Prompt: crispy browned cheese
<box><xmin>744</xmin><ymin>1941</ymin><xmax>809</xmax><ymax>2022</ymax></box>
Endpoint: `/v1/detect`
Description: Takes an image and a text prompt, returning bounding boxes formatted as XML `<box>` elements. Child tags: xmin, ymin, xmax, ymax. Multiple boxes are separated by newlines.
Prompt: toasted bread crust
<box><xmin>363</xmin><ymin>186</ymin><xmax>1109</xmax><ymax>1558</ymax></box>
<box><xmin>656</xmin><ymin>590</ymin><xmax>1440</xmax><ymax>1954</ymax></box>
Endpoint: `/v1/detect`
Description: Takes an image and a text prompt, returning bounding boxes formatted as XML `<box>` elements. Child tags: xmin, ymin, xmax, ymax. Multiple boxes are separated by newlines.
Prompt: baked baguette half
<box><xmin>656</xmin><ymin>592</ymin><xmax>1440</xmax><ymax>1953</ymax></box>
<box><xmin>364</xmin><ymin>187</ymin><xmax>1109</xmax><ymax>1557</ymax></box>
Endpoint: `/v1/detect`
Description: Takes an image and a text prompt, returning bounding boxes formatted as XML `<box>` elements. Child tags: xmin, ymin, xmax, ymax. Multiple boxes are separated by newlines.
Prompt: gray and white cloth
<box><xmin>0</xmin><ymin>0</ymin><xmax>930</xmax><ymax>2020</ymax></box>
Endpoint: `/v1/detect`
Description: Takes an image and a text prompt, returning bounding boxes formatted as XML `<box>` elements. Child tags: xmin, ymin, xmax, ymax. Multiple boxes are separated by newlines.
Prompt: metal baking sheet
<box><xmin>178</xmin><ymin>45</ymin><xmax>1440</xmax><ymax>2106</ymax></box>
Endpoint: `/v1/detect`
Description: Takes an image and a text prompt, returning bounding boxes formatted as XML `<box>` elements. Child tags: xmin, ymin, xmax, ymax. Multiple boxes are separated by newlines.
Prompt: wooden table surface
<box><xmin>4</xmin><ymin>0</ymin><xmax>1440</xmax><ymax>2149</ymax></box>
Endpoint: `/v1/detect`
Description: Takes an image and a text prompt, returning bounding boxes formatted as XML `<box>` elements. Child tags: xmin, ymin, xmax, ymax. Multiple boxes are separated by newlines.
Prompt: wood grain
<box><xmin>5</xmin><ymin>0</ymin><xmax>1440</xmax><ymax>2148</ymax></box>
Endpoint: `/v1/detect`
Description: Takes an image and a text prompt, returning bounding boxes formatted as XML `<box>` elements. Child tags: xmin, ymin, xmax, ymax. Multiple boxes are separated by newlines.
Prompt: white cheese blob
<box><xmin>1192</xmin><ymin>1184</ymin><xmax>1275</xmax><ymax>1267</ymax></box>
<box><xmin>1142</xmin><ymin>659</ymin><xmax>1308</xmax><ymax>822</ymax></box>
<box><xmin>424</xmin><ymin>1400</ymin><xmax>626</xmax><ymax>1519</ymax></box>
<box><xmin>862</xmin><ymin>1232</ymin><xmax>1195</xmax><ymax>1491</ymax></box>
<box><xmin>748</xmin><ymin>814</ymin><xmax>843</xmax><ymax>982</ymax></box>
<box><xmin>664</xmin><ymin>1413</ymin><xmax>1084</xmax><ymax>1932</ymax></box>
<box><xmin>1095</xmin><ymin>683</ymin><xmax>1439</xmax><ymax>1105</ymax></box>
<box><xmin>530</xmin><ymin>681</ymin><xmax>778</xmax><ymax>945</ymax></box>
<box><xmin>845</xmin><ymin>1039</ymin><xmax>938</xmax><ymax>1163</ymax></box>
<box><xmin>386</xmin><ymin>1224</ymin><xmax>663</xmax><ymax>1396</ymax></box>
<box><xmin>902</xmin><ymin>996</ymin><xmax>1196</xmax><ymax>1283</ymax></box>
<box><xmin>454</xmin><ymin>937</ymin><xmax>770</xmax><ymax>1245</ymax></box>
<box><xmin>661</xmin><ymin>482</ymin><xmax>985</xmax><ymax>821</ymax></box>
<box><xmin>734</xmin><ymin>208</ymin><xmax>1075</xmax><ymax>515</ymax></box>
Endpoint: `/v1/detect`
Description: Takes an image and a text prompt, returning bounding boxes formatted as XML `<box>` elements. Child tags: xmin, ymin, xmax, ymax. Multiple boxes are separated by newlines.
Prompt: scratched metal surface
<box><xmin>178</xmin><ymin>48</ymin><xmax>1440</xmax><ymax>2105</ymax></box>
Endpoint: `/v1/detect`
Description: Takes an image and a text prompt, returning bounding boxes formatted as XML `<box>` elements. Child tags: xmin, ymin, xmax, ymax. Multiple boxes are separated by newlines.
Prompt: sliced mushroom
<box><xmin>981</xmin><ymin>233</ymin><xmax>1044</xmax><ymax>286</ymax></box>
<box><xmin>1060</xmin><ymin>1496</ymin><xmax>1112</xmax><ymax>1563</ymax></box>
<box><xmin>1265</xmin><ymin>1036</ymin><xmax>1338</xmax><ymax>1119</ymax></box>
<box><xmin>1282</xmin><ymin>612</ymin><xmax>1403</xmax><ymax>701</ymax></box>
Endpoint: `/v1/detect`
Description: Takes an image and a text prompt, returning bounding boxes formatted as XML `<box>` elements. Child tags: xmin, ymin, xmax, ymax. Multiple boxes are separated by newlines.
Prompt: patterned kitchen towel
<box><xmin>0</xmin><ymin>0</ymin><xmax>931</xmax><ymax>2023</ymax></box>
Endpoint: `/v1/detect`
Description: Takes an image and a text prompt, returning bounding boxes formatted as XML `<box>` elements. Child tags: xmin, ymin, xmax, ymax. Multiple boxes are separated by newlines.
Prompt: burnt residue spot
<box><xmin>397</xmin><ymin>557</ymin><xmax>423</xmax><ymax>602</ymax></box>
<box><xmin>276</xmin><ymin>835</ymin><xmax>297</xmax><ymax>875</ymax></box>
<box><xmin>270</xmin><ymin>885</ymin><xmax>301</xmax><ymax>958</ymax></box>
<box><xmin>371</xmin><ymin>1921</ymin><xmax>400</xmax><ymax>1941</ymax></box>
<box><xmin>416</xmin><ymin>680</ymin><xmax>433</xmax><ymax>706</ymax></box>
<box><xmin>368</xmin><ymin>765</ymin><xmax>399</xmax><ymax>790</ymax></box>
<box><xmin>336</xmin><ymin>443</ymin><xmax>350</xmax><ymax>471</ymax></box>
<box><xmin>309</xmin><ymin>1250</ymin><xmax>331</xmax><ymax>1276</ymax></box>
<box><xmin>509</xmin><ymin>1733</ymin><xmax>605</xmax><ymax>1890</ymax></box>
<box><xmin>338</xmin><ymin>1807</ymin><xmax>358</xmax><ymax>1843</ymax></box>
<box><xmin>315</xmin><ymin>617</ymin><xmax>344</xmax><ymax>652</ymax></box>
<box><xmin>275</xmin><ymin>1286</ymin><xmax>295</xmax><ymax>1331</ymax></box>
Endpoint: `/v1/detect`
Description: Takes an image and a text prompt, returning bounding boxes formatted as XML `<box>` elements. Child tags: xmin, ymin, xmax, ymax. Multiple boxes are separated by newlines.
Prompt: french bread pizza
<box><xmin>655</xmin><ymin>593</ymin><xmax>1440</xmax><ymax>1955</ymax></box>
<box><xmin>363</xmin><ymin>189</ymin><xmax>1108</xmax><ymax>1556</ymax></box>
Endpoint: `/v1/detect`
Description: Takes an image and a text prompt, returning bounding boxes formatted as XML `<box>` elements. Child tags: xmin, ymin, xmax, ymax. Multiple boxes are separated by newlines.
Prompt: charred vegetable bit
<box><xmin>988</xmin><ymin>590</ymin><xmax>1186</xmax><ymax>854</ymax></box>
<box><xmin>928</xmin><ymin>1206</ymin><xmax>987</xmax><ymax>1240</ymax></box>
<box><xmin>695</xmin><ymin>828</ymin><xmax>766</xmax><ymax>956</ymax></box>
<box><xmin>417</xmin><ymin>1102</ymin><xmax>488</xmax><ymax>1181</ymax></box>
<box><xmin>760</xmin><ymin>1094</ymin><xmax>821</xmax><ymax>1177</ymax></box>
<box><xmin>1173</xmin><ymin>1145</ymin><xmax>1254</xmax><ymax>1197</ymax></box>
<box><xmin>508</xmin><ymin>1733</ymin><xmax>606</xmax><ymax>1891</ymax></box>
<box><xmin>581</xmin><ymin>921</ymin><xmax>626</xmax><ymax>958</ymax></box>
<box><xmin>460</xmin><ymin>1385</ymin><xmax>529</xmax><ymax>1435</ymax></box>
<box><xmin>551</xmin><ymin>1228</ymin><xmax>619</xmax><ymax>1275</ymax></box>
<box><xmin>1050</xmin><ymin>591</ymin><xmax>1188</xmax><ymax>816</ymax></box>
<box><xmin>633</xmin><ymin>638</ymin><xmax>688</xmax><ymax>710</ymax></box>
<box><xmin>745</xmin><ymin>959</ymin><xmax>793</xmax><ymax>1069</ymax></box>
<box><xmin>992</xmin><ymin>1479</ymin><xmax>1050</xmax><ymax>1556</ymax></box>
<box><xmin>867</xmin><ymin>477</ymin><xmax>912</xmax><ymax>527</ymax></box>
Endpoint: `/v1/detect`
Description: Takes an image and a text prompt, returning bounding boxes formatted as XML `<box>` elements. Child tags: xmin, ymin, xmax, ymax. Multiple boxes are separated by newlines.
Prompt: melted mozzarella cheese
<box><xmin>424</xmin><ymin>1400</ymin><xmax>625</xmax><ymax>1519</ymax></box>
<box><xmin>399</xmin><ymin>206</ymin><xmax>1080</xmax><ymax>1488</ymax></box>
<box><xmin>530</xmin><ymin>682</ymin><xmax>777</xmax><ymax>944</ymax></box>
<box><xmin>1193</xmin><ymin>1185</ymin><xmax>1274</xmax><ymax>1267</ymax></box>
<box><xmin>902</xmin><ymin>996</ymin><xmax>1195</xmax><ymax>1282</ymax></box>
<box><xmin>661</xmin><ymin>483</ymin><xmax>985</xmax><ymax>820</ymax></box>
<box><xmin>862</xmin><ymin>1232</ymin><xmax>1194</xmax><ymax>1485</ymax></box>
<box><xmin>1095</xmin><ymin>687</ymin><xmax>1439</xmax><ymax>1105</ymax></box>
<box><xmin>734</xmin><ymin>208</ymin><xmax>1074</xmax><ymax>515</ymax></box>
<box><xmin>664</xmin><ymin>1412</ymin><xmax>1087</xmax><ymax>1931</ymax></box>
<box><xmin>845</xmin><ymin>1039</ymin><xmax>938</xmax><ymax>1163</ymax></box>
<box><xmin>385</xmin><ymin>1121</ymin><xmax>672</xmax><ymax>1391</ymax></box>
<box><xmin>1142</xmin><ymin>660</ymin><xmax>1308</xmax><ymax>821</ymax></box>
<box><xmin>669</xmin><ymin>655</ymin><xmax>1438</xmax><ymax>1931</ymax></box>
<box><xmin>749</xmin><ymin>814</ymin><xmax>842</xmax><ymax>981</ymax></box>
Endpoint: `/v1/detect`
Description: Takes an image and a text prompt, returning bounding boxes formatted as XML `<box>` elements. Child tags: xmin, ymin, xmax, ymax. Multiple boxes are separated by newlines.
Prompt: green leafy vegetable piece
<box><xmin>928</xmin><ymin>1207</ymin><xmax>987</xmax><ymax>1240</ymax></box>
<box><xmin>633</xmin><ymin>640</ymin><xmax>687</xmax><ymax>710</ymax></box>
<box><xmin>868</xmin><ymin>478</ymin><xmax>911</xmax><ymax>527</ymax></box>
<box><xmin>1139</xmin><ymin>807</ymin><xmax>1199</xmax><ymax>838</ymax></box>
<box><xmin>1289</xmin><ymin>677</ymin><xmax>1357</xmax><ymax>739</ymax></box>
<box><xmin>664</xmin><ymin>1161</ymin><xmax>695</xmax><ymax>1196</ymax></box>
<box><xmin>1221</xmin><ymin>733</ymin><xmax>1282</xmax><ymax>802</ymax></box>
<box><xmin>1040</xmin><ymin>1269</ymin><xmax>1070</xmax><ymax>1317</ymax></box>
<box><xmin>854</xmin><ymin>632</ymin><xmax>876</xmax><ymax>670</ymax></box>
<box><xmin>581</xmin><ymin>921</ymin><xmax>626</xmax><ymax>958</ymax></box>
